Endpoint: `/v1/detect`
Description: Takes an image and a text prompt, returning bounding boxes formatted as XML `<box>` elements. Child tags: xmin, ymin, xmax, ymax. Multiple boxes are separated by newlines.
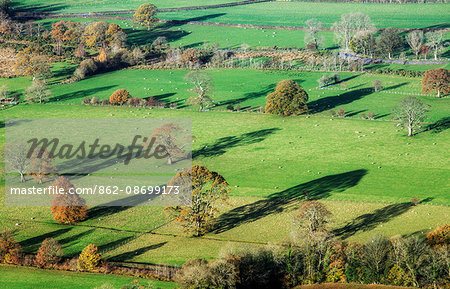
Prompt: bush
<box><xmin>367</xmin><ymin>112</ymin><xmax>375</xmax><ymax>120</ymax></box>
<box><xmin>330</xmin><ymin>110</ymin><xmax>336</xmax><ymax>117</ymax></box>
<box><xmin>35</xmin><ymin>238</ymin><xmax>64</xmax><ymax>268</ymax></box>
<box><xmin>426</xmin><ymin>225</ymin><xmax>449</xmax><ymax>247</ymax></box>
<box><xmin>373</xmin><ymin>79</ymin><xmax>383</xmax><ymax>92</ymax></box>
<box><xmin>77</xmin><ymin>244</ymin><xmax>101</xmax><ymax>271</ymax></box>
<box><xmin>265</xmin><ymin>79</ymin><xmax>309</xmax><ymax>116</ymax></box>
<box><xmin>318</xmin><ymin>73</ymin><xmax>340</xmax><ymax>87</ymax></box>
<box><xmin>82</xmin><ymin>97</ymin><xmax>91</xmax><ymax>105</ymax></box>
<box><xmin>90</xmin><ymin>96</ymin><xmax>100</xmax><ymax>105</ymax></box>
<box><xmin>0</xmin><ymin>231</ymin><xmax>22</xmax><ymax>264</ymax></box>
<box><xmin>109</xmin><ymin>89</ymin><xmax>130</xmax><ymax>105</ymax></box>
<box><xmin>337</xmin><ymin>108</ymin><xmax>346</xmax><ymax>118</ymax></box>
<box><xmin>127</xmin><ymin>97</ymin><xmax>142</xmax><ymax>106</ymax></box>
<box><xmin>74</xmin><ymin>58</ymin><xmax>97</xmax><ymax>80</ymax></box>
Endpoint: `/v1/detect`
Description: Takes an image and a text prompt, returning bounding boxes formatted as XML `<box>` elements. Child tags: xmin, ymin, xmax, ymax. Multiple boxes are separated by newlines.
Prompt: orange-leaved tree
<box><xmin>51</xmin><ymin>177</ymin><xmax>88</xmax><ymax>224</ymax></box>
<box><xmin>422</xmin><ymin>68</ymin><xmax>449</xmax><ymax>98</ymax></box>
<box><xmin>265</xmin><ymin>79</ymin><xmax>309</xmax><ymax>116</ymax></box>
<box><xmin>35</xmin><ymin>238</ymin><xmax>64</xmax><ymax>268</ymax></box>
<box><xmin>109</xmin><ymin>89</ymin><xmax>130</xmax><ymax>105</ymax></box>
<box><xmin>426</xmin><ymin>224</ymin><xmax>449</xmax><ymax>248</ymax></box>
<box><xmin>0</xmin><ymin>231</ymin><xmax>22</xmax><ymax>264</ymax></box>
<box><xmin>164</xmin><ymin>165</ymin><xmax>229</xmax><ymax>237</ymax></box>
<box><xmin>77</xmin><ymin>244</ymin><xmax>101</xmax><ymax>271</ymax></box>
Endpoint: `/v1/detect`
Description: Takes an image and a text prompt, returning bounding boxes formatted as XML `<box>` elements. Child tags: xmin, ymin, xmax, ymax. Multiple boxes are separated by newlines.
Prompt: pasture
<box><xmin>158</xmin><ymin>2</ymin><xmax>450</xmax><ymax>29</ymax></box>
<box><xmin>0</xmin><ymin>104</ymin><xmax>449</xmax><ymax>265</ymax></box>
<box><xmin>0</xmin><ymin>265</ymin><xmax>177</xmax><ymax>289</ymax></box>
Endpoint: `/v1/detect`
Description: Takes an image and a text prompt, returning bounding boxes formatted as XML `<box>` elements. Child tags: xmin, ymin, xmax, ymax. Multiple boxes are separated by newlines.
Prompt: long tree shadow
<box><xmin>333</xmin><ymin>202</ymin><xmax>414</xmax><ymax>239</ymax></box>
<box><xmin>87</xmin><ymin>192</ymin><xmax>160</xmax><ymax>220</ymax></box>
<box><xmin>108</xmin><ymin>242</ymin><xmax>167</xmax><ymax>262</ymax></box>
<box><xmin>49</xmin><ymin>85</ymin><xmax>117</xmax><ymax>102</ymax></box>
<box><xmin>58</xmin><ymin>229</ymin><xmax>95</xmax><ymax>246</ymax></box>
<box><xmin>193</xmin><ymin>128</ymin><xmax>280</xmax><ymax>158</ymax></box>
<box><xmin>19</xmin><ymin>228</ymin><xmax>72</xmax><ymax>252</ymax></box>
<box><xmin>97</xmin><ymin>236</ymin><xmax>136</xmax><ymax>254</ymax></box>
<box><xmin>213</xmin><ymin>169</ymin><xmax>367</xmax><ymax>234</ymax></box>
<box><xmin>421</xmin><ymin>116</ymin><xmax>450</xmax><ymax>134</ymax></box>
<box><xmin>308</xmin><ymin>88</ymin><xmax>373</xmax><ymax>114</ymax></box>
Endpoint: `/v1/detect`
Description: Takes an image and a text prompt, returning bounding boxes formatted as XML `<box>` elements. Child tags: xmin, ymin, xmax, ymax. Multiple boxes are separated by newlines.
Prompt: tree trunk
<box><xmin>388</xmin><ymin>52</ymin><xmax>391</xmax><ymax>59</ymax></box>
<box><xmin>167</xmin><ymin>156</ymin><xmax>173</xmax><ymax>165</ymax></box>
<box><xmin>437</xmin><ymin>89</ymin><xmax>440</xmax><ymax>98</ymax></box>
<box><xmin>434</xmin><ymin>49</ymin><xmax>438</xmax><ymax>60</ymax></box>
<box><xmin>20</xmin><ymin>173</ymin><xmax>25</xmax><ymax>183</ymax></box>
<box><xmin>408</xmin><ymin>126</ymin><xmax>413</xmax><ymax>136</ymax></box>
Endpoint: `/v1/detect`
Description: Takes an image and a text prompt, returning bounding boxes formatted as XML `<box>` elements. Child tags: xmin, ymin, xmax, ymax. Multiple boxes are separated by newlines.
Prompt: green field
<box><xmin>0</xmin><ymin>104</ymin><xmax>449</xmax><ymax>265</ymax></box>
<box><xmin>2</xmin><ymin>68</ymin><xmax>448</xmax><ymax>121</ymax></box>
<box><xmin>12</xmin><ymin>0</ymin><xmax>240</xmax><ymax>13</ymax></box>
<box><xmin>158</xmin><ymin>2</ymin><xmax>450</xmax><ymax>29</ymax></box>
<box><xmin>0</xmin><ymin>265</ymin><xmax>177</xmax><ymax>289</ymax></box>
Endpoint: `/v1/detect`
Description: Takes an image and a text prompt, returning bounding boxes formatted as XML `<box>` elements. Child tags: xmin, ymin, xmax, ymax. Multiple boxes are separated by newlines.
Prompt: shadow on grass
<box><xmin>308</xmin><ymin>88</ymin><xmax>373</xmax><ymax>114</ymax></box>
<box><xmin>58</xmin><ymin>229</ymin><xmax>95</xmax><ymax>246</ymax></box>
<box><xmin>333</xmin><ymin>202</ymin><xmax>414</xmax><ymax>239</ymax></box>
<box><xmin>49</xmin><ymin>85</ymin><xmax>117</xmax><ymax>102</ymax></box>
<box><xmin>193</xmin><ymin>128</ymin><xmax>280</xmax><ymax>158</ymax></box>
<box><xmin>109</xmin><ymin>242</ymin><xmax>167</xmax><ymax>262</ymax></box>
<box><xmin>87</xmin><ymin>193</ymin><xmax>160</xmax><ymax>220</ymax></box>
<box><xmin>19</xmin><ymin>228</ymin><xmax>72</xmax><ymax>252</ymax></box>
<box><xmin>213</xmin><ymin>169</ymin><xmax>367</xmax><ymax>234</ymax></box>
<box><xmin>11</xmin><ymin>1</ymin><xmax>69</xmax><ymax>13</ymax></box>
<box><xmin>97</xmin><ymin>236</ymin><xmax>136</xmax><ymax>254</ymax></box>
<box><xmin>421</xmin><ymin>116</ymin><xmax>450</xmax><ymax>134</ymax></box>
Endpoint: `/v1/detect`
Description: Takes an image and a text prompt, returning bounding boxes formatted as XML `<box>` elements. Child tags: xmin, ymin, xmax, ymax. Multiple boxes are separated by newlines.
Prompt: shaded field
<box><xmin>1</xmin><ymin>68</ymin><xmax>448</xmax><ymax>121</ymax></box>
<box><xmin>0</xmin><ymin>105</ymin><xmax>448</xmax><ymax>265</ymax></box>
<box><xmin>158</xmin><ymin>2</ymin><xmax>450</xmax><ymax>29</ymax></box>
<box><xmin>0</xmin><ymin>265</ymin><xmax>177</xmax><ymax>289</ymax></box>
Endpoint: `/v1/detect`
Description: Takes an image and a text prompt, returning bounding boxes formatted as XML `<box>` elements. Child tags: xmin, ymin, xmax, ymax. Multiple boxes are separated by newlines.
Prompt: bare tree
<box><xmin>393</xmin><ymin>97</ymin><xmax>429</xmax><ymax>136</ymax></box>
<box><xmin>333</xmin><ymin>12</ymin><xmax>375</xmax><ymax>52</ymax></box>
<box><xmin>25</xmin><ymin>79</ymin><xmax>52</xmax><ymax>104</ymax></box>
<box><xmin>406</xmin><ymin>30</ymin><xmax>424</xmax><ymax>59</ymax></box>
<box><xmin>185</xmin><ymin>71</ymin><xmax>213</xmax><ymax>111</ymax></box>
<box><xmin>425</xmin><ymin>30</ymin><xmax>445</xmax><ymax>60</ymax></box>
<box><xmin>304</xmin><ymin>18</ymin><xmax>325</xmax><ymax>50</ymax></box>
<box><xmin>5</xmin><ymin>142</ymin><xmax>31</xmax><ymax>182</ymax></box>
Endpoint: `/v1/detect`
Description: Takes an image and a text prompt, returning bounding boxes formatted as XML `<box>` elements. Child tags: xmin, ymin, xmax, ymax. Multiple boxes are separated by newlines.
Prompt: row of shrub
<box><xmin>0</xmin><ymin>232</ymin><xmax>175</xmax><ymax>281</ymax></box>
<box><xmin>81</xmin><ymin>89</ymin><xmax>172</xmax><ymax>108</ymax></box>
<box><xmin>371</xmin><ymin>68</ymin><xmax>424</xmax><ymax>77</ymax></box>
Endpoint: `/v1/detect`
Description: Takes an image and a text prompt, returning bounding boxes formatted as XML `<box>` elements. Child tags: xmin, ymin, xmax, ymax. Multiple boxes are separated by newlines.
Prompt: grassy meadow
<box><xmin>158</xmin><ymin>2</ymin><xmax>450</xmax><ymax>29</ymax></box>
<box><xmin>0</xmin><ymin>265</ymin><xmax>177</xmax><ymax>289</ymax></box>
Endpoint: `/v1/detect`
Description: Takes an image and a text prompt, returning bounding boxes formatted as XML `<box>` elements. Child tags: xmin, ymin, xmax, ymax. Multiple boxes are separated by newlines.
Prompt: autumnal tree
<box><xmin>0</xmin><ymin>231</ymin><xmax>22</xmax><ymax>264</ymax></box>
<box><xmin>27</xmin><ymin>146</ymin><xmax>57</xmax><ymax>184</ymax></box>
<box><xmin>376</xmin><ymin>27</ymin><xmax>403</xmax><ymax>59</ymax></box>
<box><xmin>144</xmin><ymin>123</ymin><xmax>192</xmax><ymax>165</ymax></box>
<box><xmin>185</xmin><ymin>71</ymin><xmax>213</xmax><ymax>111</ymax></box>
<box><xmin>51</xmin><ymin>177</ymin><xmax>87</xmax><ymax>224</ymax></box>
<box><xmin>14</xmin><ymin>46</ymin><xmax>52</xmax><ymax>80</ymax></box>
<box><xmin>426</xmin><ymin>224</ymin><xmax>449</xmax><ymax>248</ymax></box>
<box><xmin>77</xmin><ymin>244</ymin><xmax>101</xmax><ymax>271</ymax></box>
<box><xmin>96</xmin><ymin>47</ymin><xmax>108</xmax><ymax>63</ymax></box>
<box><xmin>326</xmin><ymin>242</ymin><xmax>347</xmax><ymax>282</ymax></box>
<box><xmin>83</xmin><ymin>21</ymin><xmax>109</xmax><ymax>48</ymax></box>
<box><xmin>421</xmin><ymin>68</ymin><xmax>449</xmax><ymax>98</ymax></box>
<box><xmin>164</xmin><ymin>165</ymin><xmax>230</xmax><ymax>237</ymax></box>
<box><xmin>406</xmin><ymin>30</ymin><xmax>424</xmax><ymax>59</ymax></box>
<box><xmin>35</xmin><ymin>238</ymin><xmax>64</xmax><ymax>267</ymax></box>
<box><xmin>265</xmin><ymin>79</ymin><xmax>308</xmax><ymax>116</ymax></box>
<box><xmin>25</xmin><ymin>78</ymin><xmax>52</xmax><ymax>104</ymax></box>
<box><xmin>4</xmin><ymin>141</ymin><xmax>30</xmax><ymax>182</ymax></box>
<box><xmin>181</xmin><ymin>48</ymin><xmax>202</xmax><ymax>67</ymax></box>
<box><xmin>133</xmin><ymin>3</ymin><xmax>158</xmax><ymax>31</ymax></box>
<box><xmin>425</xmin><ymin>30</ymin><xmax>445</xmax><ymax>60</ymax></box>
<box><xmin>393</xmin><ymin>97</ymin><xmax>429</xmax><ymax>136</ymax></box>
<box><xmin>109</xmin><ymin>89</ymin><xmax>130</xmax><ymax>105</ymax></box>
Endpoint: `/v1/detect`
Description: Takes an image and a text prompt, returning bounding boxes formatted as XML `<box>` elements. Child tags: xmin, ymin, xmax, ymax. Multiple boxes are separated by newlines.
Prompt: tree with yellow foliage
<box><xmin>77</xmin><ymin>244</ymin><xmax>101</xmax><ymax>271</ymax></box>
<box><xmin>133</xmin><ymin>3</ymin><xmax>158</xmax><ymax>31</ymax></box>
